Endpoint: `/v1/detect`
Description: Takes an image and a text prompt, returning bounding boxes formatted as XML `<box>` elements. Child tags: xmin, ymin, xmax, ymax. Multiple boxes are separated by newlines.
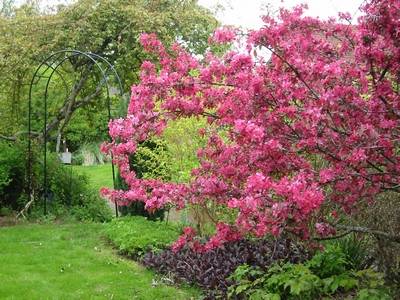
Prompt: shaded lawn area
<box><xmin>0</xmin><ymin>223</ymin><xmax>200</xmax><ymax>299</ymax></box>
<box><xmin>72</xmin><ymin>164</ymin><xmax>114</xmax><ymax>192</ymax></box>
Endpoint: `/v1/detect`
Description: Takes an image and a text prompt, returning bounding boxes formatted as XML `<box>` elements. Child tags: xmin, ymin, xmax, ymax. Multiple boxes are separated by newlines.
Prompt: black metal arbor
<box><xmin>27</xmin><ymin>50</ymin><xmax>123</xmax><ymax>216</ymax></box>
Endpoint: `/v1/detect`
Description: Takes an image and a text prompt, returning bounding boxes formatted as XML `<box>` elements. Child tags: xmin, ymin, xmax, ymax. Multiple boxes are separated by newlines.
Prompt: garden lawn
<box><xmin>0</xmin><ymin>222</ymin><xmax>200</xmax><ymax>299</ymax></box>
<box><xmin>72</xmin><ymin>163</ymin><xmax>114</xmax><ymax>192</ymax></box>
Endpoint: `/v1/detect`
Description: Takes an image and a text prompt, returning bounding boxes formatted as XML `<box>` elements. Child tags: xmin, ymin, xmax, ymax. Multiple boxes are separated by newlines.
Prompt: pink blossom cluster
<box><xmin>209</xmin><ymin>26</ymin><xmax>237</xmax><ymax>44</ymax></box>
<box><xmin>102</xmin><ymin>0</ymin><xmax>400</xmax><ymax>250</ymax></box>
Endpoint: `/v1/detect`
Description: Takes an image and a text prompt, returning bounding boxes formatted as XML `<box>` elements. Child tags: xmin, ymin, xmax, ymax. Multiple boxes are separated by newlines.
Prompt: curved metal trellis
<box><xmin>28</xmin><ymin>50</ymin><xmax>124</xmax><ymax>217</ymax></box>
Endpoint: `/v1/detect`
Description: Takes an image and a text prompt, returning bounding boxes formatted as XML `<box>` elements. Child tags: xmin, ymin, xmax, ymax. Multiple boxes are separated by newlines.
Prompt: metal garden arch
<box><xmin>27</xmin><ymin>50</ymin><xmax>123</xmax><ymax>216</ymax></box>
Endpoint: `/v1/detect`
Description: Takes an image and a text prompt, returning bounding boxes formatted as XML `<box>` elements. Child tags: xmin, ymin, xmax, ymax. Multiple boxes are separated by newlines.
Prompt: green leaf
<box><xmin>235</xmin><ymin>283</ymin><xmax>251</xmax><ymax>294</ymax></box>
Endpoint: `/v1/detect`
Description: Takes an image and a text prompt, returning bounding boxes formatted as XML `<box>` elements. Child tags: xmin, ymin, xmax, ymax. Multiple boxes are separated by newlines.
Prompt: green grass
<box><xmin>72</xmin><ymin>164</ymin><xmax>114</xmax><ymax>192</ymax></box>
<box><xmin>0</xmin><ymin>222</ymin><xmax>200</xmax><ymax>299</ymax></box>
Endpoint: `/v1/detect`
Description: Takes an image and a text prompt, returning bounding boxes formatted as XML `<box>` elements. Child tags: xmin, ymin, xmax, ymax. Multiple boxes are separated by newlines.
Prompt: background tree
<box><xmin>0</xmin><ymin>0</ymin><xmax>218</xmax><ymax>145</ymax></box>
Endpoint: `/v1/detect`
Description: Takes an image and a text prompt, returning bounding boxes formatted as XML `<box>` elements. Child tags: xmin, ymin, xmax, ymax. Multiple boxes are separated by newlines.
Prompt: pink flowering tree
<box><xmin>102</xmin><ymin>0</ymin><xmax>400</xmax><ymax>251</ymax></box>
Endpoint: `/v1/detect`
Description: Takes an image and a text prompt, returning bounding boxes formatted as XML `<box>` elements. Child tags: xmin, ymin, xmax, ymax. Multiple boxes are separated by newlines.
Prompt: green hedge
<box><xmin>104</xmin><ymin>216</ymin><xmax>181</xmax><ymax>258</ymax></box>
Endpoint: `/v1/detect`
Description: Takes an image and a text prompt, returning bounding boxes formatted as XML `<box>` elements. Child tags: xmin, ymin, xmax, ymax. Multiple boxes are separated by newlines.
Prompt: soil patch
<box><xmin>0</xmin><ymin>216</ymin><xmax>18</xmax><ymax>227</ymax></box>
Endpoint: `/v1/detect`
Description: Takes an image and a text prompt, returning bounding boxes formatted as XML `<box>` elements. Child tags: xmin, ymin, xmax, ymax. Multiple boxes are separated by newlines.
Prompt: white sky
<box><xmin>198</xmin><ymin>0</ymin><xmax>365</xmax><ymax>29</ymax></box>
<box><xmin>16</xmin><ymin>0</ymin><xmax>366</xmax><ymax>29</ymax></box>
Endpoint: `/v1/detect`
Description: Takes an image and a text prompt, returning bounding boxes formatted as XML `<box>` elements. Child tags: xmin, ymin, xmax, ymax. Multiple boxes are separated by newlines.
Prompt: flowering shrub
<box><xmin>115</xmin><ymin>139</ymin><xmax>170</xmax><ymax>220</ymax></box>
<box><xmin>102</xmin><ymin>0</ymin><xmax>400</xmax><ymax>250</ymax></box>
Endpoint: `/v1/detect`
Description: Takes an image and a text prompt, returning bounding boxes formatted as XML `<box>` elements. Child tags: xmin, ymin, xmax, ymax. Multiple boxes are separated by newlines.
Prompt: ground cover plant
<box><xmin>142</xmin><ymin>238</ymin><xmax>308</xmax><ymax>298</ymax></box>
<box><xmin>0</xmin><ymin>222</ymin><xmax>200</xmax><ymax>299</ymax></box>
<box><xmin>227</xmin><ymin>243</ymin><xmax>392</xmax><ymax>300</ymax></box>
<box><xmin>140</xmin><ymin>235</ymin><xmax>393</xmax><ymax>299</ymax></box>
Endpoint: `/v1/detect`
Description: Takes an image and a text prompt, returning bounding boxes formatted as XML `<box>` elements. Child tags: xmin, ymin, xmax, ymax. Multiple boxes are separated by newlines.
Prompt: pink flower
<box><xmin>315</xmin><ymin>223</ymin><xmax>336</xmax><ymax>237</ymax></box>
<box><xmin>319</xmin><ymin>168</ymin><xmax>335</xmax><ymax>183</ymax></box>
<box><xmin>209</xmin><ymin>27</ymin><xmax>237</xmax><ymax>44</ymax></box>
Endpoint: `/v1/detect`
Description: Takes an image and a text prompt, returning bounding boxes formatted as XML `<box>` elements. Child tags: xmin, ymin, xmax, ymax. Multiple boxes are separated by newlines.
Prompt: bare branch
<box><xmin>336</xmin><ymin>224</ymin><xmax>400</xmax><ymax>243</ymax></box>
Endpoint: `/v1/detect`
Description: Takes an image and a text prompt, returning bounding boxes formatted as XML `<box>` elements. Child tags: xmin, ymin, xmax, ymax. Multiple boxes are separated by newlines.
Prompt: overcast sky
<box><xmin>16</xmin><ymin>0</ymin><xmax>366</xmax><ymax>28</ymax></box>
<box><xmin>198</xmin><ymin>0</ymin><xmax>365</xmax><ymax>29</ymax></box>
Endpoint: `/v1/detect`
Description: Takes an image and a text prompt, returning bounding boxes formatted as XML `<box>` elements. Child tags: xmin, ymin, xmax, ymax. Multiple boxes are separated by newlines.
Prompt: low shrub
<box><xmin>0</xmin><ymin>206</ymin><xmax>13</xmax><ymax>217</ymax></box>
<box><xmin>104</xmin><ymin>216</ymin><xmax>180</xmax><ymax>258</ymax></box>
<box><xmin>330</xmin><ymin>233</ymin><xmax>373</xmax><ymax>271</ymax></box>
<box><xmin>34</xmin><ymin>154</ymin><xmax>112</xmax><ymax>222</ymax></box>
<box><xmin>306</xmin><ymin>244</ymin><xmax>348</xmax><ymax>278</ymax></box>
<box><xmin>0</xmin><ymin>140</ymin><xmax>26</xmax><ymax>210</ymax></box>
<box><xmin>0</xmin><ymin>140</ymin><xmax>112</xmax><ymax>222</ymax></box>
<box><xmin>142</xmin><ymin>238</ymin><xmax>308</xmax><ymax>298</ymax></box>
<box><xmin>228</xmin><ymin>244</ymin><xmax>392</xmax><ymax>300</ymax></box>
<box><xmin>69</xmin><ymin>191</ymin><xmax>112</xmax><ymax>222</ymax></box>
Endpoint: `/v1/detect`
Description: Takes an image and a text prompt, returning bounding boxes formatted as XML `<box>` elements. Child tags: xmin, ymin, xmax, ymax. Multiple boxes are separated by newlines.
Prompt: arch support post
<box><xmin>27</xmin><ymin>50</ymin><xmax>124</xmax><ymax>217</ymax></box>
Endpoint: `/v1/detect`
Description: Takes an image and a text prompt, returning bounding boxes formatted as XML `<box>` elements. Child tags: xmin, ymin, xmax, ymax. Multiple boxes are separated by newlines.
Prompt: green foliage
<box><xmin>69</xmin><ymin>192</ymin><xmax>112</xmax><ymax>223</ymax></box>
<box><xmin>321</xmin><ymin>272</ymin><xmax>359</xmax><ymax>295</ymax></box>
<box><xmin>130</xmin><ymin>139</ymin><xmax>171</xmax><ymax>181</ymax></box>
<box><xmin>0</xmin><ymin>141</ymin><xmax>25</xmax><ymax>207</ymax></box>
<box><xmin>265</xmin><ymin>263</ymin><xmax>322</xmax><ymax>299</ymax></box>
<box><xmin>0</xmin><ymin>206</ymin><xmax>12</xmax><ymax>217</ymax></box>
<box><xmin>0</xmin><ymin>0</ymin><xmax>218</xmax><ymax>145</ymax></box>
<box><xmin>0</xmin><ymin>139</ymin><xmax>111</xmax><ymax>221</ymax></box>
<box><xmin>104</xmin><ymin>216</ymin><xmax>180</xmax><ymax>258</ymax></box>
<box><xmin>306</xmin><ymin>244</ymin><xmax>348</xmax><ymax>278</ymax></box>
<box><xmin>228</xmin><ymin>244</ymin><xmax>392</xmax><ymax>299</ymax></box>
<box><xmin>356</xmin><ymin>288</ymin><xmax>392</xmax><ymax>300</ymax></box>
<box><xmin>63</xmin><ymin>112</ymin><xmax>110</xmax><ymax>153</ymax></box>
<box><xmin>27</xmin><ymin>152</ymin><xmax>112</xmax><ymax>222</ymax></box>
<box><xmin>162</xmin><ymin>117</ymin><xmax>207</xmax><ymax>183</ymax></box>
<box><xmin>330</xmin><ymin>234</ymin><xmax>372</xmax><ymax>270</ymax></box>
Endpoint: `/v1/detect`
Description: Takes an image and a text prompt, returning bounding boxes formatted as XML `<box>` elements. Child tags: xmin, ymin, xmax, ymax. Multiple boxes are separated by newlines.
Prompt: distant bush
<box><xmin>116</xmin><ymin>139</ymin><xmax>171</xmax><ymax>220</ymax></box>
<box><xmin>0</xmin><ymin>206</ymin><xmax>13</xmax><ymax>217</ymax></box>
<box><xmin>354</xmin><ymin>191</ymin><xmax>400</xmax><ymax>284</ymax></box>
<box><xmin>104</xmin><ymin>216</ymin><xmax>180</xmax><ymax>258</ymax></box>
<box><xmin>69</xmin><ymin>192</ymin><xmax>112</xmax><ymax>222</ymax></box>
<box><xmin>0</xmin><ymin>141</ymin><xmax>26</xmax><ymax>210</ymax></box>
<box><xmin>0</xmin><ymin>140</ymin><xmax>111</xmax><ymax>222</ymax></box>
<box><xmin>161</xmin><ymin>117</ymin><xmax>207</xmax><ymax>183</ymax></box>
<box><xmin>73</xmin><ymin>142</ymin><xmax>109</xmax><ymax>166</ymax></box>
